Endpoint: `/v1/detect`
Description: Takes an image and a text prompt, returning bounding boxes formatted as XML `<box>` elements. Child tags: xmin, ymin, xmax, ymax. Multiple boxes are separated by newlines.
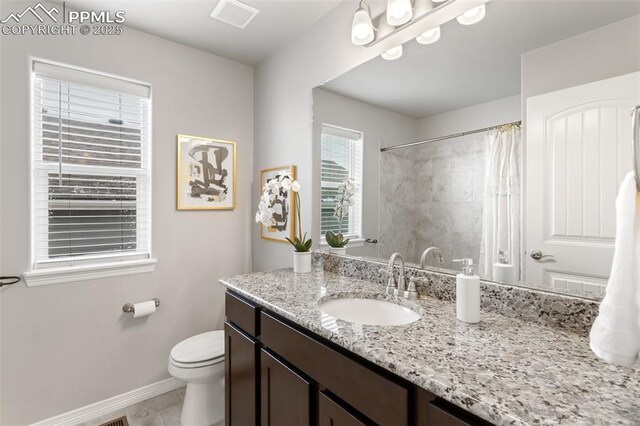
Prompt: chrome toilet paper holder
<box><xmin>122</xmin><ymin>298</ymin><xmax>160</xmax><ymax>314</ymax></box>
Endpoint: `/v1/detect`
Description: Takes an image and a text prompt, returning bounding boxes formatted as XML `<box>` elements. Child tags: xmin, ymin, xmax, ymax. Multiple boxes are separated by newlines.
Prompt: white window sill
<box><xmin>319</xmin><ymin>238</ymin><xmax>365</xmax><ymax>249</ymax></box>
<box><xmin>23</xmin><ymin>258</ymin><xmax>158</xmax><ymax>287</ymax></box>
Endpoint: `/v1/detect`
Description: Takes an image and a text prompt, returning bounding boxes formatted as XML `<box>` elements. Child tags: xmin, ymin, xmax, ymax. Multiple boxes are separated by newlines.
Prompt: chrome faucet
<box><xmin>385</xmin><ymin>253</ymin><xmax>406</xmax><ymax>297</ymax></box>
<box><xmin>420</xmin><ymin>247</ymin><xmax>445</xmax><ymax>268</ymax></box>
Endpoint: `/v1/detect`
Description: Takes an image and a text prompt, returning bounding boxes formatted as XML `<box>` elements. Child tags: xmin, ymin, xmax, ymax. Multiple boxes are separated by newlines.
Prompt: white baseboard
<box><xmin>32</xmin><ymin>377</ymin><xmax>185</xmax><ymax>426</ymax></box>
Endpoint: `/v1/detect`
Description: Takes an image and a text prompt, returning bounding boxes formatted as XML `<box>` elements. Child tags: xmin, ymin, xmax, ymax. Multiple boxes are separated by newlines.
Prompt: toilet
<box><xmin>168</xmin><ymin>331</ymin><xmax>225</xmax><ymax>426</ymax></box>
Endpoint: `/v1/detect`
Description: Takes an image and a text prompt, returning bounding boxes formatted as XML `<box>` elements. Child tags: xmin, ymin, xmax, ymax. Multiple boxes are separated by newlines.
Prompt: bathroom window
<box><xmin>26</xmin><ymin>60</ymin><xmax>155</xmax><ymax>285</ymax></box>
<box><xmin>320</xmin><ymin>125</ymin><xmax>363</xmax><ymax>241</ymax></box>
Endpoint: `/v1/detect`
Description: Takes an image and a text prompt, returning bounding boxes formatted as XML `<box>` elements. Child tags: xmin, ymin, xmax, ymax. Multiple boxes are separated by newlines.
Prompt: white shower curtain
<box><xmin>479</xmin><ymin>126</ymin><xmax>521</xmax><ymax>280</ymax></box>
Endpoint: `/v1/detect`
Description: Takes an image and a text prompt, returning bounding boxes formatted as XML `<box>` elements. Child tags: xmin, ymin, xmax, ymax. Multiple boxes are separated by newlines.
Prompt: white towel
<box><xmin>590</xmin><ymin>171</ymin><xmax>640</xmax><ymax>367</ymax></box>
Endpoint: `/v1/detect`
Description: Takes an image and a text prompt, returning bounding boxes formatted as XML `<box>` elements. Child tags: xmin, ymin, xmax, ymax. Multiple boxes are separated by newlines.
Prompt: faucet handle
<box><xmin>405</xmin><ymin>277</ymin><xmax>422</xmax><ymax>300</ymax></box>
<box><xmin>382</xmin><ymin>268</ymin><xmax>397</xmax><ymax>296</ymax></box>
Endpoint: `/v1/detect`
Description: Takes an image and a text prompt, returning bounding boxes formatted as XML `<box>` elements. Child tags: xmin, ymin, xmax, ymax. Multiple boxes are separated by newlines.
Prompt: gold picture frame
<box><xmin>260</xmin><ymin>165</ymin><xmax>296</xmax><ymax>243</ymax></box>
<box><xmin>177</xmin><ymin>134</ymin><xmax>237</xmax><ymax>210</ymax></box>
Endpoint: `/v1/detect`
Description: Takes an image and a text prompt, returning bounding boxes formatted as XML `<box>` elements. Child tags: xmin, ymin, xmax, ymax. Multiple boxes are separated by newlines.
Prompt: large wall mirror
<box><xmin>312</xmin><ymin>0</ymin><xmax>640</xmax><ymax>300</ymax></box>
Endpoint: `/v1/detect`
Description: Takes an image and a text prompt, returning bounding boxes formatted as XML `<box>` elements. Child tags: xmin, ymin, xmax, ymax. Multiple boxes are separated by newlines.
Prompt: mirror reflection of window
<box><xmin>320</xmin><ymin>125</ymin><xmax>363</xmax><ymax>242</ymax></box>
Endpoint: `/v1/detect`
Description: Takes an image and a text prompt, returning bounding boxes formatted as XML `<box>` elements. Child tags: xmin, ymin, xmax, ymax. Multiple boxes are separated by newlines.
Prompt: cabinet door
<box><xmin>225</xmin><ymin>322</ymin><xmax>258</xmax><ymax>426</ymax></box>
<box><xmin>429</xmin><ymin>401</ymin><xmax>491</xmax><ymax>426</ymax></box>
<box><xmin>261</xmin><ymin>349</ymin><xmax>311</xmax><ymax>426</ymax></box>
<box><xmin>318</xmin><ymin>392</ymin><xmax>368</xmax><ymax>426</ymax></box>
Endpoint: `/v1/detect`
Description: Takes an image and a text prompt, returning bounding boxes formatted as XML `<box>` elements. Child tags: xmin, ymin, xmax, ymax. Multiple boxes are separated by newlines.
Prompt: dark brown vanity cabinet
<box><xmin>224</xmin><ymin>322</ymin><xmax>258</xmax><ymax>426</ymax></box>
<box><xmin>224</xmin><ymin>291</ymin><xmax>492</xmax><ymax>426</ymax></box>
<box><xmin>225</xmin><ymin>293</ymin><xmax>260</xmax><ymax>426</ymax></box>
<box><xmin>261</xmin><ymin>349</ymin><xmax>312</xmax><ymax>426</ymax></box>
<box><xmin>318</xmin><ymin>392</ymin><xmax>368</xmax><ymax>426</ymax></box>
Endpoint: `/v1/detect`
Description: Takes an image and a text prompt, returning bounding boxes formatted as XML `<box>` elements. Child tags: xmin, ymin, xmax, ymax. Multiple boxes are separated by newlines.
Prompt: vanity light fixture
<box><xmin>386</xmin><ymin>0</ymin><xmax>413</xmax><ymax>26</ymax></box>
<box><xmin>351</xmin><ymin>0</ymin><xmax>375</xmax><ymax>45</ymax></box>
<box><xmin>416</xmin><ymin>26</ymin><xmax>441</xmax><ymax>44</ymax></box>
<box><xmin>456</xmin><ymin>4</ymin><xmax>486</xmax><ymax>25</ymax></box>
<box><xmin>350</xmin><ymin>0</ymin><xmax>488</xmax><ymax>47</ymax></box>
<box><xmin>381</xmin><ymin>45</ymin><xmax>403</xmax><ymax>60</ymax></box>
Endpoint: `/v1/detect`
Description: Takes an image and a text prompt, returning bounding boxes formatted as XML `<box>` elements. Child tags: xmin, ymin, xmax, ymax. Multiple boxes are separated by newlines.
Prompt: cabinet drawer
<box><xmin>261</xmin><ymin>312</ymin><xmax>409</xmax><ymax>426</ymax></box>
<box><xmin>225</xmin><ymin>291</ymin><xmax>259</xmax><ymax>336</ymax></box>
<box><xmin>319</xmin><ymin>392</ymin><xmax>369</xmax><ymax>426</ymax></box>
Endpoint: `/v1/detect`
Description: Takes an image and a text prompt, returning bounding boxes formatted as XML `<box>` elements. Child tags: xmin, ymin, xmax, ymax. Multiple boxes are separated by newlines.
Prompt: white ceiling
<box><xmin>323</xmin><ymin>0</ymin><xmax>640</xmax><ymax>118</ymax></box>
<box><xmin>56</xmin><ymin>0</ymin><xmax>343</xmax><ymax>66</ymax></box>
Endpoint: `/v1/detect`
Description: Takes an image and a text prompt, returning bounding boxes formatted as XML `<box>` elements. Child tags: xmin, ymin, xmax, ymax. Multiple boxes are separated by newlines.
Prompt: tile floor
<box><xmin>77</xmin><ymin>387</ymin><xmax>224</xmax><ymax>426</ymax></box>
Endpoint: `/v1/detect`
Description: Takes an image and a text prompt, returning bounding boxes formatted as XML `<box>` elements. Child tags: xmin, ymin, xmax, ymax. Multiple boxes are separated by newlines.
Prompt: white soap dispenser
<box><xmin>452</xmin><ymin>258</ymin><xmax>480</xmax><ymax>324</ymax></box>
<box><xmin>493</xmin><ymin>250</ymin><xmax>515</xmax><ymax>283</ymax></box>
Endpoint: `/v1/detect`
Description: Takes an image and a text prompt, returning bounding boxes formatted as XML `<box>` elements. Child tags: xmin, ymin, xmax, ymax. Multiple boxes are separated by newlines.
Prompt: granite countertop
<box><xmin>220</xmin><ymin>268</ymin><xmax>640</xmax><ymax>426</ymax></box>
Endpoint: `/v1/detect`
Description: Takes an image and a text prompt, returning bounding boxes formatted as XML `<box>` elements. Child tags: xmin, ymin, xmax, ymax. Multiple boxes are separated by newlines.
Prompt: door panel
<box><xmin>225</xmin><ymin>322</ymin><xmax>258</xmax><ymax>426</ymax></box>
<box><xmin>525</xmin><ymin>71</ymin><xmax>640</xmax><ymax>296</ymax></box>
<box><xmin>261</xmin><ymin>349</ymin><xmax>311</xmax><ymax>426</ymax></box>
<box><xmin>318</xmin><ymin>392</ymin><xmax>368</xmax><ymax>426</ymax></box>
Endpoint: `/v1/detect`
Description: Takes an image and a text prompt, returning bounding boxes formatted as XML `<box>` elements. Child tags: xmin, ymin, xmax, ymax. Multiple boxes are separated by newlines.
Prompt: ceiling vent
<box><xmin>210</xmin><ymin>0</ymin><xmax>259</xmax><ymax>29</ymax></box>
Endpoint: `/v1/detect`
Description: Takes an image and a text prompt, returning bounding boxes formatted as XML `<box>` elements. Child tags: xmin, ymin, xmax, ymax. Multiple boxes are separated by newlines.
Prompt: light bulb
<box><xmin>456</xmin><ymin>4</ymin><xmax>486</xmax><ymax>25</ymax></box>
<box><xmin>386</xmin><ymin>0</ymin><xmax>413</xmax><ymax>26</ymax></box>
<box><xmin>351</xmin><ymin>6</ymin><xmax>374</xmax><ymax>45</ymax></box>
<box><xmin>381</xmin><ymin>45</ymin><xmax>403</xmax><ymax>60</ymax></box>
<box><xmin>416</xmin><ymin>26</ymin><xmax>441</xmax><ymax>45</ymax></box>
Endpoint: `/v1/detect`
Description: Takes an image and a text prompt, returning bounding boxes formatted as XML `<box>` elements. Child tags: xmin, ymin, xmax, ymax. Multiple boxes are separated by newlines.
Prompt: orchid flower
<box><xmin>255</xmin><ymin>171</ymin><xmax>311</xmax><ymax>252</ymax></box>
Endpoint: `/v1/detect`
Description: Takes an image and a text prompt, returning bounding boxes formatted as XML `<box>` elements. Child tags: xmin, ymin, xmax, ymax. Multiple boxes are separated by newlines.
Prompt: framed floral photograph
<box><xmin>177</xmin><ymin>134</ymin><xmax>236</xmax><ymax>210</ymax></box>
<box><xmin>259</xmin><ymin>165</ymin><xmax>296</xmax><ymax>243</ymax></box>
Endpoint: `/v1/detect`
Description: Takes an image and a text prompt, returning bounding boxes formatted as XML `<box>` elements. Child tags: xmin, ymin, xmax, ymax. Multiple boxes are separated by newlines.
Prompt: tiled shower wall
<box><xmin>379</xmin><ymin>137</ymin><xmax>486</xmax><ymax>268</ymax></box>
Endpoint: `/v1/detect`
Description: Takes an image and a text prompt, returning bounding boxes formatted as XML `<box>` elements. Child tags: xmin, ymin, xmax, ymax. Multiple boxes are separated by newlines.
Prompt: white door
<box><xmin>525</xmin><ymin>72</ymin><xmax>640</xmax><ymax>296</ymax></box>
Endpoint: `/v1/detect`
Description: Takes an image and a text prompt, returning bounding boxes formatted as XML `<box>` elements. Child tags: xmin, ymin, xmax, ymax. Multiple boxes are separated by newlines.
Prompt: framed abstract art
<box><xmin>177</xmin><ymin>134</ymin><xmax>236</xmax><ymax>210</ymax></box>
<box><xmin>260</xmin><ymin>165</ymin><xmax>296</xmax><ymax>243</ymax></box>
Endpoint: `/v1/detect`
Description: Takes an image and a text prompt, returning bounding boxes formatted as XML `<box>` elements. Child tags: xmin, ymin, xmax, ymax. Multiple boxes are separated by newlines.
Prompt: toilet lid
<box><xmin>170</xmin><ymin>331</ymin><xmax>224</xmax><ymax>364</ymax></box>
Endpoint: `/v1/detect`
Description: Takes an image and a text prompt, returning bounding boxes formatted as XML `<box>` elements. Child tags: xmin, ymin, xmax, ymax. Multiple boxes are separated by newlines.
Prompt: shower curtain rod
<box><xmin>379</xmin><ymin>120</ymin><xmax>522</xmax><ymax>152</ymax></box>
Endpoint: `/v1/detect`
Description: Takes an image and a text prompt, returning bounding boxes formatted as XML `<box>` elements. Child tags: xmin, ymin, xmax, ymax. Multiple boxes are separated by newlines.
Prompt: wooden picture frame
<box><xmin>177</xmin><ymin>134</ymin><xmax>236</xmax><ymax>210</ymax></box>
<box><xmin>260</xmin><ymin>165</ymin><xmax>296</xmax><ymax>243</ymax></box>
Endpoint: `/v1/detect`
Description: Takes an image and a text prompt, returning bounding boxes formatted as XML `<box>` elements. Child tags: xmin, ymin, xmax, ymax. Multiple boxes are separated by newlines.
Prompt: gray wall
<box><xmin>312</xmin><ymin>88</ymin><xmax>417</xmax><ymax>258</ymax></box>
<box><xmin>522</xmin><ymin>15</ymin><xmax>640</xmax><ymax>100</ymax></box>
<box><xmin>0</xmin><ymin>1</ymin><xmax>253</xmax><ymax>423</ymax></box>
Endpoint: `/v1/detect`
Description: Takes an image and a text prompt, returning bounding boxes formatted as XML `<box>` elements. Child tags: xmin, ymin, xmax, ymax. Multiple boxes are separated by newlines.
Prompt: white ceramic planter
<box><xmin>293</xmin><ymin>251</ymin><xmax>312</xmax><ymax>273</ymax></box>
<box><xmin>329</xmin><ymin>247</ymin><xmax>347</xmax><ymax>255</ymax></box>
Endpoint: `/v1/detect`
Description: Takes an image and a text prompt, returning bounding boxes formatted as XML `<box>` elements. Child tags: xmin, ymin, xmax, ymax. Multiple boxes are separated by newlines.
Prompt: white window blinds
<box><xmin>320</xmin><ymin>125</ymin><xmax>363</xmax><ymax>239</ymax></box>
<box><xmin>31</xmin><ymin>61</ymin><xmax>152</xmax><ymax>268</ymax></box>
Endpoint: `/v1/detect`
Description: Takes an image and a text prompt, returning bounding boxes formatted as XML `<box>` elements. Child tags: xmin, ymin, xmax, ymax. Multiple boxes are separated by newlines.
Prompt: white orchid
<box><xmin>255</xmin><ymin>170</ymin><xmax>311</xmax><ymax>252</ymax></box>
<box><xmin>332</xmin><ymin>177</ymin><xmax>356</xmax><ymax>235</ymax></box>
<box><xmin>281</xmin><ymin>177</ymin><xmax>292</xmax><ymax>190</ymax></box>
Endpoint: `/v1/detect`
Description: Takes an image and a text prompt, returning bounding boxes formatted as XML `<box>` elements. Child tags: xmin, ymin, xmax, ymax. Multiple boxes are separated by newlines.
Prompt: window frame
<box><xmin>319</xmin><ymin>124</ymin><xmax>364</xmax><ymax>246</ymax></box>
<box><xmin>24</xmin><ymin>58</ymin><xmax>156</xmax><ymax>287</ymax></box>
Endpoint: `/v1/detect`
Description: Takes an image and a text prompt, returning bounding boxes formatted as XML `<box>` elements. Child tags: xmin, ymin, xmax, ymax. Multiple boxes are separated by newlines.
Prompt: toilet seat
<box><xmin>170</xmin><ymin>354</ymin><xmax>224</xmax><ymax>369</ymax></box>
<box><xmin>170</xmin><ymin>331</ymin><xmax>224</xmax><ymax>369</ymax></box>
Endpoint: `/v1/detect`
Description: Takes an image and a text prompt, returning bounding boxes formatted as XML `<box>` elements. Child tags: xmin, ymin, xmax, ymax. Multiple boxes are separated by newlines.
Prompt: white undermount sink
<box><xmin>319</xmin><ymin>298</ymin><xmax>420</xmax><ymax>326</ymax></box>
